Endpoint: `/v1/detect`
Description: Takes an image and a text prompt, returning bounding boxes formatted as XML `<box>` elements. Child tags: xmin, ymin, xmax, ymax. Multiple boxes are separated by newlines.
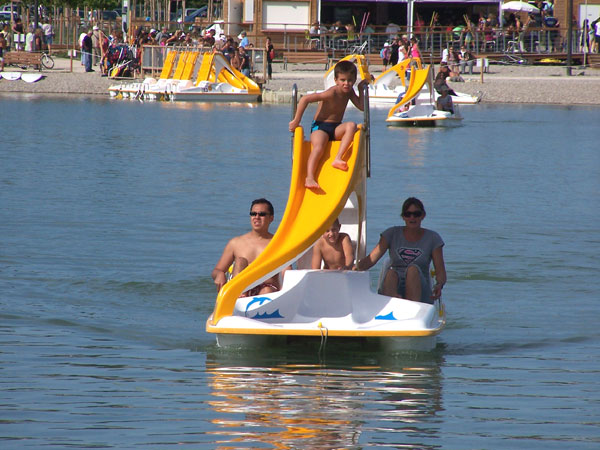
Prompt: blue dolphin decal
<box><xmin>251</xmin><ymin>310</ymin><xmax>284</xmax><ymax>320</ymax></box>
<box><xmin>245</xmin><ymin>296</ymin><xmax>272</xmax><ymax>315</ymax></box>
<box><xmin>375</xmin><ymin>311</ymin><xmax>397</xmax><ymax>321</ymax></box>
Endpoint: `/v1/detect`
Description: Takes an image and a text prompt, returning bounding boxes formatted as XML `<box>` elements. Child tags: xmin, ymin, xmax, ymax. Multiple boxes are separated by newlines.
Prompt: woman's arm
<box><xmin>430</xmin><ymin>245</ymin><xmax>446</xmax><ymax>300</ymax></box>
<box><xmin>355</xmin><ymin>235</ymin><xmax>388</xmax><ymax>270</ymax></box>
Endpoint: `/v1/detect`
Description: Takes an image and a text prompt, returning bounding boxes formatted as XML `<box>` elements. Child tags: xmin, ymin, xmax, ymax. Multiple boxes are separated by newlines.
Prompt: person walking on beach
<box><xmin>288</xmin><ymin>60</ymin><xmax>368</xmax><ymax>189</ymax></box>
<box><xmin>212</xmin><ymin>198</ymin><xmax>281</xmax><ymax>297</ymax></box>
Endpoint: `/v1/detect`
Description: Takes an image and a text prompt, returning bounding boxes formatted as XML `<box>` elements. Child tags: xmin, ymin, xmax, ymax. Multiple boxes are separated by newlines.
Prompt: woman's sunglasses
<box><xmin>403</xmin><ymin>211</ymin><xmax>423</xmax><ymax>218</ymax></box>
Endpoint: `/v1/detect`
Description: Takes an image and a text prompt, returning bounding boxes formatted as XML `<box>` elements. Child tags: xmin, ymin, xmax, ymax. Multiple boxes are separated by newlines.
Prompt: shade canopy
<box><xmin>501</xmin><ymin>1</ymin><xmax>540</xmax><ymax>13</ymax></box>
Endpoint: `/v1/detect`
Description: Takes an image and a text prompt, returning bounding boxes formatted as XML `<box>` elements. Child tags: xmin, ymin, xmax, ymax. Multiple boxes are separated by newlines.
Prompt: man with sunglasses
<box><xmin>211</xmin><ymin>198</ymin><xmax>281</xmax><ymax>296</ymax></box>
<box><xmin>355</xmin><ymin>197</ymin><xmax>446</xmax><ymax>303</ymax></box>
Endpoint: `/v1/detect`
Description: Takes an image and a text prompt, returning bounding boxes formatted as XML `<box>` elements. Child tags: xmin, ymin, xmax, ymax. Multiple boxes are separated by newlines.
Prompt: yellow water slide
<box><xmin>195</xmin><ymin>52</ymin><xmax>214</xmax><ymax>85</ymax></box>
<box><xmin>194</xmin><ymin>53</ymin><xmax>261</xmax><ymax>94</ymax></box>
<box><xmin>181</xmin><ymin>51</ymin><xmax>199</xmax><ymax>80</ymax></box>
<box><xmin>159</xmin><ymin>50</ymin><xmax>178</xmax><ymax>80</ymax></box>
<box><xmin>172</xmin><ymin>51</ymin><xmax>191</xmax><ymax>80</ymax></box>
<box><xmin>208</xmin><ymin>126</ymin><xmax>366</xmax><ymax>326</ymax></box>
<box><xmin>323</xmin><ymin>54</ymin><xmax>372</xmax><ymax>87</ymax></box>
<box><xmin>387</xmin><ymin>65</ymin><xmax>431</xmax><ymax>118</ymax></box>
<box><xmin>373</xmin><ymin>58</ymin><xmax>421</xmax><ymax>88</ymax></box>
<box><xmin>215</xmin><ymin>57</ymin><xmax>261</xmax><ymax>94</ymax></box>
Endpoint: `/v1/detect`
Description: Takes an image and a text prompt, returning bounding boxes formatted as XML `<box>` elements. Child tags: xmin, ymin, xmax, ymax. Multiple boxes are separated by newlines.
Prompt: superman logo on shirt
<box><xmin>397</xmin><ymin>248</ymin><xmax>422</xmax><ymax>265</ymax></box>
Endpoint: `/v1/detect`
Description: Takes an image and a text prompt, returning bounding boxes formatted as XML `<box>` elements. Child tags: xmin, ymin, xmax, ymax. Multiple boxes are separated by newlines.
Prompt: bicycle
<box><xmin>41</xmin><ymin>52</ymin><xmax>54</xmax><ymax>69</ymax></box>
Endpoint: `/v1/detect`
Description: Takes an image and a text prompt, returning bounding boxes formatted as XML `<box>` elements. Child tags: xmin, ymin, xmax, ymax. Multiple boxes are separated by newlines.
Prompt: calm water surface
<box><xmin>1</xmin><ymin>95</ymin><xmax>599</xmax><ymax>449</ymax></box>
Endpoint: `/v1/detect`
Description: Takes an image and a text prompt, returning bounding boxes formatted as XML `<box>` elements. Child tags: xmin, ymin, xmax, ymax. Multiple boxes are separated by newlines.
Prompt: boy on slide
<box><xmin>289</xmin><ymin>60</ymin><xmax>368</xmax><ymax>189</ymax></box>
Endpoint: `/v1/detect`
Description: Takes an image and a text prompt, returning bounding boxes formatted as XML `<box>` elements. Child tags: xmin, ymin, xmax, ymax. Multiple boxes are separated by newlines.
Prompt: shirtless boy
<box><xmin>311</xmin><ymin>219</ymin><xmax>354</xmax><ymax>270</ymax></box>
<box><xmin>289</xmin><ymin>60</ymin><xmax>368</xmax><ymax>189</ymax></box>
<box><xmin>212</xmin><ymin>198</ymin><xmax>280</xmax><ymax>296</ymax></box>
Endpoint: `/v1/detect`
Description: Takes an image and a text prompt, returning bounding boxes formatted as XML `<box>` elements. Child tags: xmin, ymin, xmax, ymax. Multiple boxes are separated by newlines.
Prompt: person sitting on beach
<box><xmin>311</xmin><ymin>218</ymin><xmax>354</xmax><ymax>270</ymax></box>
<box><xmin>288</xmin><ymin>60</ymin><xmax>368</xmax><ymax>189</ymax></box>
<box><xmin>212</xmin><ymin>198</ymin><xmax>281</xmax><ymax>297</ymax></box>
<box><xmin>458</xmin><ymin>45</ymin><xmax>475</xmax><ymax>75</ymax></box>
<box><xmin>436</xmin><ymin>87</ymin><xmax>454</xmax><ymax>114</ymax></box>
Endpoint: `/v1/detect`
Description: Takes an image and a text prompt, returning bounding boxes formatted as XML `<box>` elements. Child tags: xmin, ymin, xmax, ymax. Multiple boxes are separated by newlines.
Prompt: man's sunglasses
<box><xmin>249</xmin><ymin>211</ymin><xmax>270</xmax><ymax>217</ymax></box>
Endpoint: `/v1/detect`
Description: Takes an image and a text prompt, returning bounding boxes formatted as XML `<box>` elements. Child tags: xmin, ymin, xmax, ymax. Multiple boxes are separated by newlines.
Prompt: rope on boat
<box><xmin>318</xmin><ymin>321</ymin><xmax>328</xmax><ymax>354</ymax></box>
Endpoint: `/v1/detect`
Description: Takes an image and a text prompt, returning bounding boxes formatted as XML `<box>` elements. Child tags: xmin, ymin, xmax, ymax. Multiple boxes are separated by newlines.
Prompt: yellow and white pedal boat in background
<box><xmin>206</xmin><ymin>87</ymin><xmax>446</xmax><ymax>352</ymax></box>
<box><xmin>386</xmin><ymin>65</ymin><xmax>463</xmax><ymax>127</ymax></box>
<box><xmin>108</xmin><ymin>51</ymin><xmax>261</xmax><ymax>103</ymax></box>
<box><xmin>323</xmin><ymin>54</ymin><xmax>480</xmax><ymax>106</ymax></box>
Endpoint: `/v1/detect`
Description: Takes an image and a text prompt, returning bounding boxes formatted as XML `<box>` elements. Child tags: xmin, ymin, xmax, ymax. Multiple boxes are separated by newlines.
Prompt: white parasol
<box><xmin>501</xmin><ymin>1</ymin><xmax>540</xmax><ymax>14</ymax></box>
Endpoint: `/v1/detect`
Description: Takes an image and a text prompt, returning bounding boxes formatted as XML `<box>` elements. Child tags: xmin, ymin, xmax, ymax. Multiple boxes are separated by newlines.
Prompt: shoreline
<box><xmin>1</xmin><ymin>57</ymin><xmax>600</xmax><ymax>106</ymax></box>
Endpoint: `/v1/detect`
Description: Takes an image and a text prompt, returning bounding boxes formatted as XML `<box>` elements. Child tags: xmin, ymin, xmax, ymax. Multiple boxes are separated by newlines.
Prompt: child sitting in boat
<box><xmin>288</xmin><ymin>60</ymin><xmax>368</xmax><ymax>189</ymax></box>
<box><xmin>311</xmin><ymin>218</ymin><xmax>354</xmax><ymax>270</ymax></box>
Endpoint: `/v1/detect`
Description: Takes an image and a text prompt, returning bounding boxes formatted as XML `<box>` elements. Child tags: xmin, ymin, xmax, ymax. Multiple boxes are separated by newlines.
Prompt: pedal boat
<box><xmin>386</xmin><ymin>65</ymin><xmax>463</xmax><ymax>127</ymax></box>
<box><xmin>321</xmin><ymin>55</ymin><xmax>480</xmax><ymax>106</ymax></box>
<box><xmin>206</xmin><ymin>87</ymin><xmax>446</xmax><ymax>352</ymax></box>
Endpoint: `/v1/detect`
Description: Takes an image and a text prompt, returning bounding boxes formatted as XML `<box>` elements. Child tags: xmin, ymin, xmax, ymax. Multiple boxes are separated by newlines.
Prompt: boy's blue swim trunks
<box><xmin>311</xmin><ymin>120</ymin><xmax>341</xmax><ymax>141</ymax></box>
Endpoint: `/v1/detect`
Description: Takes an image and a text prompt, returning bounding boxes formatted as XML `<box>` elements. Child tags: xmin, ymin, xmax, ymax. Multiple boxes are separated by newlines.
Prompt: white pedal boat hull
<box><xmin>209</xmin><ymin>270</ymin><xmax>445</xmax><ymax>352</ymax></box>
<box><xmin>387</xmin><ymin>104</ymin><xmax>462</xmax><ymax>127</ymax></box>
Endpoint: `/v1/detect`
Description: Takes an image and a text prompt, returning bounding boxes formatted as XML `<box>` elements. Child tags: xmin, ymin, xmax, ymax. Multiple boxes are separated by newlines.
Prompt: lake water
<box><xmin>1</xmin><ymin>94</ymin><xmax>599</xmax><ymax>449</ymax></box>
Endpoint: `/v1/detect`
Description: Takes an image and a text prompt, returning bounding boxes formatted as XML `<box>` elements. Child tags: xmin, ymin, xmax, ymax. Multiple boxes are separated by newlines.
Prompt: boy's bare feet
<box><xmin>305</xmin><ymin>177</ymin><xmax>320</xmax><ymax>189</ymax></box>
<box><xmin>332</xmin><ymin>159</ymin><xmax>348</xmax><ymax>171</ymax></box>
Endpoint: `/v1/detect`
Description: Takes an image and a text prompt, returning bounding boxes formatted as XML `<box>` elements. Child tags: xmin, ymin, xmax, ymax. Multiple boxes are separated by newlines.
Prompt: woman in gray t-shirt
<box><xmin>356</xmin><ymin>197</ymin><xmax>446</xmax><ymax>303</ymax></box>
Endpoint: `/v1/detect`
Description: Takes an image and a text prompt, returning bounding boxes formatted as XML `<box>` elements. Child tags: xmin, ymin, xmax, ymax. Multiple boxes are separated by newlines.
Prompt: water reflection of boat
<box><xmin>108</xmin><ymin>51</ymin><xmax>261</xmax><ymax>103</ymax></box>
<box><xmin>206</xmin><ymin>87</ymin><xmax>446</xmax><ymax>352</ymax></box>
<box><xmin>205</xmin><ymin>349</ymin><xmax>444</xmax><ymax>448</ymax></box>
<box><xmin>386</xmin><ymin>65</ymin><xmax>463</xmax><ymax>127</ymax></box>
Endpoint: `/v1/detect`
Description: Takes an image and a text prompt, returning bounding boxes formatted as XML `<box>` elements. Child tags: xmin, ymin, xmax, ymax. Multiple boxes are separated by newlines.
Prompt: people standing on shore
<box><xmin>239</xmin><ymin>46</ymin><xmax>251</xmax><ymax>77</ymax></box>
<box><xmin>12</xmin><ymin>18</ymin><xmax>24</xmax><ymax>50</ymax></box>
<box><xmin>265</xmin><ymin>36</ymin><xmax>274</xmax><ymax>80</ymax></box>
<box><xmin>389</xmin><ymin>37</ymin><xmax>400</xmax><ymax>66</ymax></box>
<box><xmin>380</xmin><ymin>42</ymin><xmax>391</xmax><ymax>69</ymax></box>
<box><xmin>0</xmin><ymin>33</ymin><xmax>6</xmax><ymax>71</ymax></box>
<box><xmin>82</xmin><ymin>30</ymin><xmax>94</xmax><ymax>72</ymax></box>
<box><xmin>42</xmin><ymin>18</ymin><xmax>54</xmax><ymax>53</ymax></box>
<box><xmin>92</xmin><ymin>26</ymin><xmax>101</xmax><ymax>66</ymax></box>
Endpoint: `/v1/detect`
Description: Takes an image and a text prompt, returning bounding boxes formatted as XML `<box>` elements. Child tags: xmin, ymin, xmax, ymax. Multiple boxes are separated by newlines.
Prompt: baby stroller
<box><xmin>106</xmin><ymin>44</ymin><xmax>140</xmax><ymax>78</ymax></box>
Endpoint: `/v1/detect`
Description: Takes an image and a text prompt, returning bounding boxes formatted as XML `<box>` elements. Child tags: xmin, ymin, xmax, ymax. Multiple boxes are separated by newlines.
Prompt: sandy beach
<box><xmin>1</xmin><ymin>55</ymin><xmax>599</xmax><ymax>105</ymax></box>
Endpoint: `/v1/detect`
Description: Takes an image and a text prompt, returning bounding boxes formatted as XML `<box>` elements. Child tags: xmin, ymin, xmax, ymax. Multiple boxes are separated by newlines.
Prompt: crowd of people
<box><xmin>70</xmin><ymin>23</ymin><xmax>269</xmax><ymax>78</ymax></box>
<box><xmin>0</xmin><ymin>16</ymin><xmax>55</xmax><ymax>53</ymax></box>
